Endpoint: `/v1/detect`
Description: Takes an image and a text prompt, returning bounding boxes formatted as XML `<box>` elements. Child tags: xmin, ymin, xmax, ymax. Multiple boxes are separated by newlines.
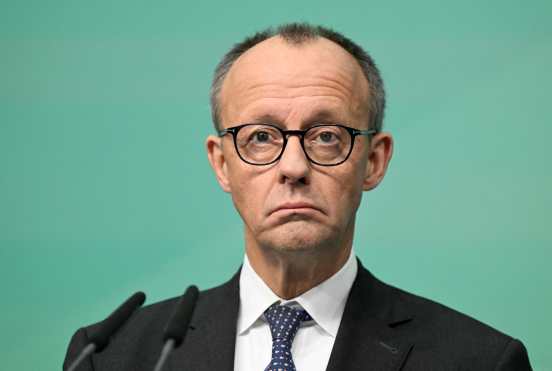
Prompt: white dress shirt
<box><xmin>234</xmin><ymin>251</ymin><xmax>358</xmax><ymax>371</ymax></box>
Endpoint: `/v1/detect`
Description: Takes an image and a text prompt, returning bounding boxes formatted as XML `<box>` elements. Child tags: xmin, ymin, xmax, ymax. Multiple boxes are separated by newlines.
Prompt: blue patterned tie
<box><xmin>264</xmin><ymin>303</ymin><xmax>312</xmax><ymax>371</ymax></box>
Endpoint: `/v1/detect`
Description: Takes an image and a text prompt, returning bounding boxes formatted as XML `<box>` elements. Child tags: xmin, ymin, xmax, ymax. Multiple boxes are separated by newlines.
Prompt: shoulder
<box><xmin>354</xmin><ymin>264</ymin><xmax>531</xmax><ymax>369</ymax></box>
<box><xmin>64</xmin><ymin>273</ymin><xmax>240</xmax><ymax>370</ymax></box>
<box><xmin>381</xmin><ymin>273</ymin><xmax>509</xmax><ymax>341</ymax></box>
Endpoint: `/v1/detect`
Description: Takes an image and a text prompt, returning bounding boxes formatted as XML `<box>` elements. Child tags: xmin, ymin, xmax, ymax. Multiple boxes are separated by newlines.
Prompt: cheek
<box><xmin>328</xmin><ymin>166</ymin><xmax>365</xmax><ymax>217</ymax></box>
<box><xmin>228</xmin><ymin>166</ymin><xmax>272</xmax><ymax>220</ymax></box>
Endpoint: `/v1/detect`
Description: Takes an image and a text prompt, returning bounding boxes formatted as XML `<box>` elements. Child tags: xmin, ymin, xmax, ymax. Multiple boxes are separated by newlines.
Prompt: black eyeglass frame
<box><xmin>218</xmin><ymin>123</ymin><xmax>377</xmax><ymax>166</ymax></box>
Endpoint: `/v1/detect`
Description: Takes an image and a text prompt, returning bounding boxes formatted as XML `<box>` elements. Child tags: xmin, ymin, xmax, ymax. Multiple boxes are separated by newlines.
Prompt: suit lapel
<box><xmin>167</xmin><ymin>261</ymin><xmax>415</xmax><ymax>371</ymax></box>
<box><xmin>168</xmin><ymin>270</ymin><xmax>241</xmax><ymax>371</ymax></box>
<box><xmin>326</xmin><ymin>261</ymin><xmax>414</xmax><ymax>371</ymax></box>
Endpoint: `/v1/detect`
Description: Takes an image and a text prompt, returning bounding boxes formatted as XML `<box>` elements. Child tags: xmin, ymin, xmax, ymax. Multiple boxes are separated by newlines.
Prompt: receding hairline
<box><xmin>218</xmin><ymin>35</ymin><xmax>371</xmax><ymax>124</ymax></box>
<box><xmin>210</xmin><ymin>23</ymin><xmax>386</xmax><ymax>133</ymax></box>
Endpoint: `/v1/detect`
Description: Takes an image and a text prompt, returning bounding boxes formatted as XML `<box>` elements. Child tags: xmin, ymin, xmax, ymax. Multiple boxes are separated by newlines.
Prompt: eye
<box><xmin>245</xmin><ymin>127</ymin><xmax>280</xmax><ymax>145</ymax></box>
<box><xmin>311</xmin><ymin>129</ymin><xmax>341</xmax><ymax>145</ymax></box>
<box><xmin>318</xmin><ymin>131</ymin><xmax>336</xmax><ymax>143</ymax></box>
<box><xmin>306</xmin><ymin>126</ymin><xmax>346</xmax><ymax>147</ymax></box>
<box><xmin>253</xmin><ymin>131</ymin><xmax>270</xmax><ymax>143</ymax></box>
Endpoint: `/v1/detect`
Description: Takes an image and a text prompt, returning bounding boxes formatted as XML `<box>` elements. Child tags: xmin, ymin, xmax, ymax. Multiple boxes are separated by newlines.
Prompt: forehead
<box><xmin>219</xmin><ymin>36</ymin><xmax>370</xmax><ymax>127</ymax></box>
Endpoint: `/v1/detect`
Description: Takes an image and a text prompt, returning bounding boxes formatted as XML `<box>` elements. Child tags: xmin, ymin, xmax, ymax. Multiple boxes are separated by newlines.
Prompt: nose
<box><xmin>277</xmin><ymin>136</ymin><xmax>310</xmax><ymax>185</ymax></box>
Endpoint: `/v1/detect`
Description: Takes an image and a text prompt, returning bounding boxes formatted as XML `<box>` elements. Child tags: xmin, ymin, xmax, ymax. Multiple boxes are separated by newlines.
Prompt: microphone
<box><xmin>66</xmin><ymin>291</ymin><xmax>146</xmax><ymax>371</ymax></box>
<box><xmin>153</xmin><ymin>285</ymin><xmax>199</xmax><ymax>371</ymax></box>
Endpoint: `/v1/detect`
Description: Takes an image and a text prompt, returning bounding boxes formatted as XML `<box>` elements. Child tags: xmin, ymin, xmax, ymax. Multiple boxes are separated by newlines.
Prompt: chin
<box><xmin>259</xmin><ymin>221</ymin><xmax>336</xmax><ymax>253</ymax></box>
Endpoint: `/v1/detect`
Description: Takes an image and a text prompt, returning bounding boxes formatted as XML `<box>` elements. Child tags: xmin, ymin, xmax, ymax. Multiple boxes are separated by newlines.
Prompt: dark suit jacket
<box><xmin>64</xmin><ymin>260</ymin><xmax>532</xmax><ymax>370</ymax></box>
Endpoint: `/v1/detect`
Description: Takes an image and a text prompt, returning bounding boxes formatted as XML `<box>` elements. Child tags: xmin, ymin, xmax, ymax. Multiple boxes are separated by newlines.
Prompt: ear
<box><xmin>206</xmin><ymin>135</ymin><xmax>232</xmax><ymax>193</ymax></box>
<box><xmin>362</xmin><ymin>132</ymin><xmax>394</xmax><ymax>191</ymax></box>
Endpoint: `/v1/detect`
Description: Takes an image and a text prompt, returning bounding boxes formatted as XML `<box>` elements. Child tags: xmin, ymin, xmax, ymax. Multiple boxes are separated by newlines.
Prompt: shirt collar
<box><xmin>237</xmin><ymin>250</ymin><xmax>358</xmax><ymax>338</ymax></box>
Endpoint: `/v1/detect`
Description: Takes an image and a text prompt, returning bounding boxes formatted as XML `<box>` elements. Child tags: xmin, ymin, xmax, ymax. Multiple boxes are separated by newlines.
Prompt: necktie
<box><xmin>264</xmin><ymin>303</ymin><xmax>312</xmax><ymax>371</ymax></box>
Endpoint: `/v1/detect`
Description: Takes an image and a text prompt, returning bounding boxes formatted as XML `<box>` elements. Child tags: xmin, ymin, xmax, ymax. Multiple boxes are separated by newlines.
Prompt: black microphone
<box><xmin>153</xmin><ymin>285</ymin><xmax>199</xmax><ymax>371</ymax></box>
<box><xmin>66</xmin><ymin>291</ymin><xmax>146</xmax><ymax>371</ymax></box>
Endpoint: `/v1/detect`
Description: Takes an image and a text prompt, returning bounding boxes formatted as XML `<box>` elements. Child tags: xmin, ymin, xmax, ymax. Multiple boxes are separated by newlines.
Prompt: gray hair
<box><xmin>210</xmin><ymin>23</ymin><xmax>386</xmax><ymax>132</ymax></box>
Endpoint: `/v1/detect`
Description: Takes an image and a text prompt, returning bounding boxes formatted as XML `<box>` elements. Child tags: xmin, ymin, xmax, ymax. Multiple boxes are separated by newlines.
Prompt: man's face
<box><xmin>207</xmin><ymin>36</ymin><xmax>392</xmax><ymax>254</ymax></box>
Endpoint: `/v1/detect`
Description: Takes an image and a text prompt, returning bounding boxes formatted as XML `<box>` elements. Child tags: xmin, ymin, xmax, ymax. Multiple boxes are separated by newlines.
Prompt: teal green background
<box><xmin>1</xmin><ymin>0</ymin><xmax>551</xmax><ymax>369</ymax></box>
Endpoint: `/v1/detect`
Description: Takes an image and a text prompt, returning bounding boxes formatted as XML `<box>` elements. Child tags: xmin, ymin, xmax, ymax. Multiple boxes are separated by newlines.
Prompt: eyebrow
<box><xmin>309</xmin><ymin>110</ymin><xmax>344</xmax><ymax>124</ymax></box>
<box><xmin>250</xmin><ymin>113</ymin><xmax>284</xmax><ymax>125</ymax></box>
<box><xmin>249</xmin><ymin>110</ymin><xmax>346</xmax><ymax>128</ymax></box>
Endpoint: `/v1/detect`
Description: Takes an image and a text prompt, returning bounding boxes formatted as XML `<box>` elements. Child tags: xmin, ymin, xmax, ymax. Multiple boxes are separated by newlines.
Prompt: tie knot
<box><xmin>264</xmin><ymin>303</ymin><xmax>312</xmax><ymax>341</ymax></box>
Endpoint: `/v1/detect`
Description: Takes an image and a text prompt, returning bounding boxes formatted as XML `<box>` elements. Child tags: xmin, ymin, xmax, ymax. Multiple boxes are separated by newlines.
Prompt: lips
<box><xmin>269</xmin><ymin>202</ymin><xmax>324</xmax><ymax>215</ymax></box>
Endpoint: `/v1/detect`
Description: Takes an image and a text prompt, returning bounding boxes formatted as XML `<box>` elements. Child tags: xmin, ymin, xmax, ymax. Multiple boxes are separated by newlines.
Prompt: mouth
<box><xmin>269</xmin><ymin>202</ymin><xmax>324</xmax><ymax>216</ymax></box>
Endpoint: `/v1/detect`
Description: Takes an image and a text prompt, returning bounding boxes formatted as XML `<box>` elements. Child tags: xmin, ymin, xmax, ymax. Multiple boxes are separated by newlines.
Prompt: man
<box><xmin>64</xmin><ymin>23</ymin><xmax>532</xmax><ymax>370</ymax></box>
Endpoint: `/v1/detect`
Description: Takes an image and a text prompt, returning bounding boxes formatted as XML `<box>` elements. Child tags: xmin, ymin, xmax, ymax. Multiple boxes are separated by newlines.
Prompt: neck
<box><xmin>245</xmin><ymin>235</ymin><xmax>353</xmax><ymax>300</ymax></box>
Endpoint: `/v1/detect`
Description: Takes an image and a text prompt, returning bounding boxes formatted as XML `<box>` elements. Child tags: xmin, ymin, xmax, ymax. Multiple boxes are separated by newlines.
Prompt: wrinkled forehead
<box><xmin>219</xmin><ymin>36</ymin><xmax>371</xmax><ymax>126</ymax></box>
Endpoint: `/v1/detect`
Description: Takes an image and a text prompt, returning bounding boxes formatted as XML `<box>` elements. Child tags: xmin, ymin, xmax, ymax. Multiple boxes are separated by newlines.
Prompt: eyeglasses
<box><xmin>218</xmin><ymin>123</ymin><xmax>376</xmax><ymax>166</ymax></box>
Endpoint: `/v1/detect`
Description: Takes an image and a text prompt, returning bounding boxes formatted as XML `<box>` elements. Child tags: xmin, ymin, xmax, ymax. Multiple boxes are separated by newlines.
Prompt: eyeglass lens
<box><xmin>235</xmin><ymin>124</ymin><xmax>352</xmax><ymax>165</ymax></box>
